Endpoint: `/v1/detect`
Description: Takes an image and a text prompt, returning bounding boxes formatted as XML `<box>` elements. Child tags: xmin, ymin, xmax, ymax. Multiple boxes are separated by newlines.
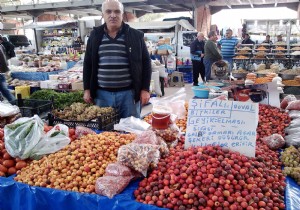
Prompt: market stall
<box><xmin>0</xmin><ymin>80</ymin><xmax>300</xmax><ymax>210</ymax></box>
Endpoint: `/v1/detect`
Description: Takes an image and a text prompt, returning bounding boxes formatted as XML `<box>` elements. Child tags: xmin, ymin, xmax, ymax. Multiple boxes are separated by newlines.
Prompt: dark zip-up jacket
<box><xmin>83</xmin><ymin>22</ymin><xmax>152</xmax><ymax>102</ymax></box>
<box><xmin>190</xmin><ymin>39</ymin><xmax>205</xmax><ymax>61</ymax></box>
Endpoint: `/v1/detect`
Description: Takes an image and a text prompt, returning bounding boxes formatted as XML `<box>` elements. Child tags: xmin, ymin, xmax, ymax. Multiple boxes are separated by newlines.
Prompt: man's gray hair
<box><xmin>102</xmin><ymin>0</ymin><xmax>124</xmax><ymax>13</ymax></box>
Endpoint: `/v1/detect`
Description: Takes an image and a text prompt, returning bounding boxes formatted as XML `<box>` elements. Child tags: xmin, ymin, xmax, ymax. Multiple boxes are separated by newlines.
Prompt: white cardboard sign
<box><xmin>185</xmin><ymin>99</ymin><xmax>259</xmax><ymax>157</ymax></box>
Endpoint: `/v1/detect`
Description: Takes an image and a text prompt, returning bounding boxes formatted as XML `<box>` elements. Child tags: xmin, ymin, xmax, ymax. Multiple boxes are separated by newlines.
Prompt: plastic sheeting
<box><xmin>0</xmin><ymin>176</ymin><xmax>167</xmax><ymax>210</ymax></box>
<box><xmin>0</xmin><ymin>175</ymin><xmax>299</xmax><ymax>210</ymax></box>
<box><xmin>285</xmin><ymin>176</ymin><xmax>300</xmax><ymax>210</ymax></box>
<box><xmin>11</xmin><ymin>70</ymin><xmax>66</xmax><ymax>81</ymax></box>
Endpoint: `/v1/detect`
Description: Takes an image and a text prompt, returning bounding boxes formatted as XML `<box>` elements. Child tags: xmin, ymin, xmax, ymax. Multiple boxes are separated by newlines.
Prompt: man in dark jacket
<box><xmin>241</xmin><ymin>34</ymin><xmax>255</xmax><ymax>45</ymax></box>
<box><xmin>83</xmin><ymin>0</ymin><xmax>151</xmax><ymax>118</ymax></box>
<box><xmin>190</xmin><ymin>32</ymin><xmax>205</xmax><ymax>85</ymax></box>
<box><xmin>0</xmin><ymin>36</ymin><xmax>15</xmax><ymax>59</ymax></box>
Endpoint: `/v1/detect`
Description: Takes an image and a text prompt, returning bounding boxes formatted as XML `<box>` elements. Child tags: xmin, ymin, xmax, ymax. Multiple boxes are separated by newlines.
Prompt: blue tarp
<box><xmin>0</xmin><ymin>176</ymin><xmax>167</xmax><ymax>210</ymax></box>
<box><xmin>0</xmin><ymin>174</ymin><xmax>299</xmax><ymax>210</ymax></box>
<box><xmin>11</xmin><ymin>70</ymin><xmax>66</xmax><ymax>81</ymax></box>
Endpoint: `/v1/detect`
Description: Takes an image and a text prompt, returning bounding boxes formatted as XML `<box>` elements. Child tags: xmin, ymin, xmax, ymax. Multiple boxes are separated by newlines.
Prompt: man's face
<box><xmin>197</xmin><ymin>34</ymin><xmax>204</xmax><ymax>41</ymax></box>
<box><xmin>245</xmin><ymin>35</ymin><xmax>249</xmax><ymax>40</ymax></box>
<box><xmin>103</xmin><ymin>1</ymin><xmax>123</xmax><ymax>29</ymax></box>
<box><xmin>226</xmin><ymin>30</ymin><xmax>232</xmax><ymax>39</ymax></box>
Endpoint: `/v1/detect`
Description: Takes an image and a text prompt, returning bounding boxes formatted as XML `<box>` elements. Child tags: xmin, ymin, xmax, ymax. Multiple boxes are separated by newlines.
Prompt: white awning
<box><xmin>127</xmin><ymin>19</ymin><xmax>195</xmax><ymax>31</ymax></box>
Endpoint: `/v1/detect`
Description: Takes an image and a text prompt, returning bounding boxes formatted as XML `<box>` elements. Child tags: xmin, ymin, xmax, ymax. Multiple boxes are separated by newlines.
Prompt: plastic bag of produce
<box><xmin>262</xmin><ymin>134</ymin><xmax>285</xmax><ymax>150</ymax></box>
<box><xmin>288</xmin><ymin>110</ymin><xmax>300</xmax><ymax>119</ymax></box>
<box><xmin>117</xmin><ymin>143</ymin><xmax>160</xmax><ymax>177</ymax></box>
<box><xmin>287</xmin><ymin>118</ymin><xmax>300</xmax><ymax>129</ymax></box>
<box><xmin>113</xmin><ymin>116</ymin><xmax>150</xmax><ymax>135</ymax></box>
<box><xmin>75</xmin><ymin>126</ymin><xmax>96</xmax><ymax>138</ymax></box>
<box><xmin>0</xmin><ymin>102</ymin><xmax>20</xmax><ymax>117</ymax></box>
<box><xmin>105</xmin><ymin>163</ymin><xmax>133</xmax><ymax>176</ymax></box>
<box><xmin>30</xmin><ymin>124</ymin><xmax>70</xmax><ymax>160</ymax></box>
<box><xmin>280</xmin><ymin>95</ymin><xmax>297</xmax><ymax>109</ymax></box>
<box><xmin>285</xmin><ymin>126</ymin><xmax>300</xmax><ymax>135</ymax></box>
<box><xmin>133</xmin><ymin>130</ymin><xmax>169</xmax><ymax>157</ymax></box>
<box><xmin>286</xmin><ymin>100</ymin><xmax>300</xmax><ymax>110</ymax></box>
<box><xmin>4</xmin><ymin>115</ymin><xmax>44</xmax><ymax>159</ymax></box>
<box><xmin>285</xmin><ymin>134</ymin><xmax>300</xmax><ymax>147</ymax></box>
<box><xmin>95</xmin><ymin>175</ymin><xmax>132</xmax><ymax>198</ymax></box>
<box><xmin>152</xmin><ymin>123</ymin><xmax>181</xmax><ymax>144</ymax></box>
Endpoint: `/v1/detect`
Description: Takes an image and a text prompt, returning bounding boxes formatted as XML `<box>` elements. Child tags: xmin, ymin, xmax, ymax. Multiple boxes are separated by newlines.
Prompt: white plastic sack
<box><xmin>114</xmin><ymin>116</ymin><xmax>150</xmax><ymax>135</ymax></box>
<box><xmin>30</xmin><ymin>124</ymin><xmax>70</xmax><ymax>160</ymax></box>
<box><xmin>0</xmin><ymin>102</ymin><xmax>20</xmax><ymax>117</ymax></box>
<box><xmin>4</xmin><ymin>115</ymin><xmax>44</xmax><ymax>159</ymax></box>
<box><xmin>151</xmin><ymin>71</ymin><xmax>162</xmax><ymax>96</ymax></box>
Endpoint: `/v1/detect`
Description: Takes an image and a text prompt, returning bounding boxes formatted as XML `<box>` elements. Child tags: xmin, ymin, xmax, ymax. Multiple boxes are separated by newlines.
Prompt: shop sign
<box><xmin>185</xmin><ymin>99</ymin><xmax>259</xmax><ymax>157</ymax></box>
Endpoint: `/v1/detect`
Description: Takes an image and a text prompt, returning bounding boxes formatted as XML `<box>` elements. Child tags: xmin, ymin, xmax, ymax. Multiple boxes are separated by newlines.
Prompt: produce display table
<box><xmin>0</xmin><ymin>175</ymin><xmax>299</xmax><ymax>210</ymax></box>
<box><xmin>11</xmin><ymin>70</ymin><xmax>66</xmax><ymax>81</ymax></box>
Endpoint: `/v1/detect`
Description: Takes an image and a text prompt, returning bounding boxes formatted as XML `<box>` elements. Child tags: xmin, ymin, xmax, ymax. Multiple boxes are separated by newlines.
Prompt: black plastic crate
<box><xmin>48</xmin><ymin>111</ymin><xmax>120</xmax><ymax>131</ymax></box>
<box><xmin>9</xmin><ymin>94</ymin><xmax>53</xmax><ymax>118</ymax></box>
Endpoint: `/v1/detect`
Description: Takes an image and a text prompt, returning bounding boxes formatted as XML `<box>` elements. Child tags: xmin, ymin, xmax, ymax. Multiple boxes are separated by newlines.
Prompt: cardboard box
<box><xmin>157</xmin><ymin>49</ymin><xmax>172</xmax><ymax>55</ymax></box>
<box><xmin>49</xmin><ymin>75</ymin><xmax>59</xmax><ymax>80</ymax></box>
<box><xmin>72</xmin><ymin>82</ymin><xmax>84</xmax><ymax>90</ymax></box>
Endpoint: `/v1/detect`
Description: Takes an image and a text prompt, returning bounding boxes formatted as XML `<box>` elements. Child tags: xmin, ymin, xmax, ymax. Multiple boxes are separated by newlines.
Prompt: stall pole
<box><xmin>33</xmin><ymin>17</ymin><xmax>39</xmax><ymax>54</ymax></box>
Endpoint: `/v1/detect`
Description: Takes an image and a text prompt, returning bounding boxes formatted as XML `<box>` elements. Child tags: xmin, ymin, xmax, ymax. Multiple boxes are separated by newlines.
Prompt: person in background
<box><xmin>0</xmin><ymin>35</ymin><xmax>15</xmax><ymax>59</ymax></box>
<box><xmin>190</xmin><ymin>32</ymin><xmax>205</xmax><ymax>85</ymax></box>
<box><xmin>83</xmin><ymin>0</ymin><xmax>151</xmax><ymax>118</ymax></box>
<box><xmin>217</xmin><ymin>29</ymin><xmax>239</xmax><ymax>72</ymax></box>
<box><xmin>262</xmin><ymin>35</ymin><xmax>273</xmax><ymax>44</ymax></box>
<box><xmin>276</xmin><ymin>35</ymin><xmax>284</xmax><ymax>43</ymax></box>
<box><xmin>203</xmin><ymin>31</ymin><xmax>222</xmax><ymax>81</ymax></box>
<box><xmin>242</xmin><ymin>33</ymin><xmax>255</xmax><ymax>45</ymax></box>
<box><xmin>0</xmin><ymin>43</ymin><xmax>15</xmax><ymax>101</ymax></box>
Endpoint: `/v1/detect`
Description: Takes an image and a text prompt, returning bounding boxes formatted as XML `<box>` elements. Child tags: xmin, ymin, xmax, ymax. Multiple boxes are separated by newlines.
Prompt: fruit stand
<box><xmin>0</xmin><ymin>94</ymin><xmax>300</xmax><ymax>210</ymax></box>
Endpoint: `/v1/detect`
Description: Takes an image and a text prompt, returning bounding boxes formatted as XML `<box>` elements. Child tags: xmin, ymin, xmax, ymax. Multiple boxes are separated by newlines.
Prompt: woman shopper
<box><xmin>203</xmin><ymin>31</ymin><xmax>222</xmax><ymax>81</ymax></box>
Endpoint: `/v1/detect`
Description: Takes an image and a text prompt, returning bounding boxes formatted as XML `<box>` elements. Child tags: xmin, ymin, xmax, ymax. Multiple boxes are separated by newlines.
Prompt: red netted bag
<box><xmin>75</xmin><ymin>126</ymin><xmax>96</xmax><ymax>138</ymax></box>
<box><xmin>95</xmin><ymin>175</ymin><xmax>132</xmax><ymax>198</ymax></box>
<box><xmin>262</xmin><ymin>134</ymin><xmax>285</xmax><ymax>150</ymax></box>
<box><xmin>105</xmin><ymin>163</ymin><xmax>132</xmax><ymax>176</ymax></box>
<box><xmin>286</xmin><ymin>100</ymin><xmax>300</xmax><ymax>111</ymax></box>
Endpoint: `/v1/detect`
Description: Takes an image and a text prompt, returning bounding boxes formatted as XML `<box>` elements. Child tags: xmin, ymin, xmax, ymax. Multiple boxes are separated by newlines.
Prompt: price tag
<box><xmin>185</xmin><ymin>99</ymin><xmax>259</xmax><ymax>157</ymax></box>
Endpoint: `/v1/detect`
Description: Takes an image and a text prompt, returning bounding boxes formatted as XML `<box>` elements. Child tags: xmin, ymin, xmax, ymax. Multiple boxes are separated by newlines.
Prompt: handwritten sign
<box><xmin>185</xmin><ymin>99</ymin><xmax>259</xmax><ymax>157</ymax></box>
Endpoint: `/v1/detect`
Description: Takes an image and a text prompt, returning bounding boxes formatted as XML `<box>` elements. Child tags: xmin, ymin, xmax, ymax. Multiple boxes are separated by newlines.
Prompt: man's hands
<box><xmin>140</xmin><ymin>90</ymin><xmax>150</xmax><ymax>106</ymax></box>
<box><xmin>83</xmin><ymin>90</ymin><xmax>93</xmax><ymax>104</ymax></box>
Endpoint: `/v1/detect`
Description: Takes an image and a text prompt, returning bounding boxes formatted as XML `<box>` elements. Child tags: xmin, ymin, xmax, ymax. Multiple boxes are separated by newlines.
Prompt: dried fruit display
<box><xmin>14</xmin><ymin>132</ymin><xmax>135</xmax><ymax>193</ymax></box>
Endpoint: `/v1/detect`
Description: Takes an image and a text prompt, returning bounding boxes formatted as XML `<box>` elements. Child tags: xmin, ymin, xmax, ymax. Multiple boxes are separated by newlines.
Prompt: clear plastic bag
<box><xmin>30</xmin><ymin>124</ymin><xmax>71</xmax><ymax>160</ymax></box>
<box><xmin>75</xmin><ymin>126</ymin><xmax>96</xmax><ymax>138</ymax></box>
<box><xmin>285</xmin><ymin>134</ymin><xmax>300</xmax><ymax>147</ymax></box>
<box><xmin>105</xmin><ymin>163</ymin><xmax>133</xmax><ymax>176</ymax></box>
<box><xmin>95</xmin><ymin>175</ymin><xmax>132</xmax><ymax>198</ymax></box>
<box><xmin>4</xmin><ymin>115</ymin><xmax>44</xmax><ymax>159</ymax></box>
<box><xmin>152</xmin><ymin>123</ymin><xmax>181</xmax><ymax>143</ymax></box>
<box><xmin>288</xmin><ymin>118</ymin><xmax>300</xmax><ymax>129</ymax></box>
<box><xmin>0</xmin><ymin>102</ymin><xmax>20</xmax><ymax>117</ymax></box>
<box><xmin>113</xmin><ymin>116</ymin><xmax>150</xmax><ymax>135</ymax></box>
<box><xmin>285</xmin><ymin>126</ymin><xmax>300</xmax><ymax>135</ymax></box>
<box><xmin>117</xmin><ymin>143</ymin><xmax>160</xmax><ymax>177</ymax></box>
<box><xmin>286</xmin><ymin>100</ymin><xmax>300</xmax><ymax>111</ymax></box>
<box><xmin>281</xmin><ymin>95</ymin><xmax>297</xmax><ymax>109</ymax></box>
<box><xmin>133</xmin><ymin>130</ymin><xmax>169</xmax><ymax>157</ymax></box>
<box><xmin>262</xmin><ymin>134</ymin><xmax>285</xmax><ymax>150</ymax></box>
<box><xmin>288</xmin><ymin>110</ymin><xmax>300</xmax><ymax>119</ymax></box>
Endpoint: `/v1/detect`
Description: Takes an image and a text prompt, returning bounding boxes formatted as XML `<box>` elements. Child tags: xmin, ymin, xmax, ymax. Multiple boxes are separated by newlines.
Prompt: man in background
<box><xmin>204</xmin><ymin>31</ymin><xmax>222</xmax><ymax>81</ymax></box>
<box><xmin>242</xmin><ymin>34</ymin><xmax>255</xmax><ymax>45</ymax></box>
<box><xmin>83</xmin><ymin>0</ymin><xmax>151</xmax><ymax>118</ymax></box>
<box><xmin>217</xmin><ymin>29</ymin><xmax>239</xmax><ymax>72</ymax></box>
<box><xmin>262</xmin><ymin>35</ymin><xmax>273</xmax><ymax>44</ymax></box>
<box><xmin>190</xmin><ymin>32</ymin><xmax>205</xmax><ymax>85</ymax></box>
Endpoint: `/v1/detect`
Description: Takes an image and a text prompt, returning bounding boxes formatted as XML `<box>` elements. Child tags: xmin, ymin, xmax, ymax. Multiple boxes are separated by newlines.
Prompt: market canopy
<box><xmin>14</xmin><ymin>21</ymin><xmax>78</xmax><ymax>30</ymax></box>
<box><xmin>127</xmin><ymin>19</ymin><xmax>195</xmax><ymax>31</ymax></box>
